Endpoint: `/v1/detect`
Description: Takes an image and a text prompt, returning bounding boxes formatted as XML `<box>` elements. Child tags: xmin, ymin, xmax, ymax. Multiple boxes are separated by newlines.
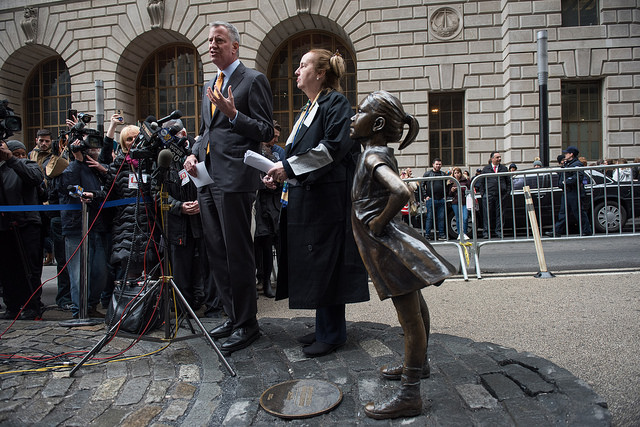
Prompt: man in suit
<box><xmin>478</xmin><ymin>151</ymin><xmax>510</xmax><ymax>238</ymax></box>
<box><xmin>183</xmin><ymin>21</ymin><xmax>273</xmax><ymax>354</ymax></box>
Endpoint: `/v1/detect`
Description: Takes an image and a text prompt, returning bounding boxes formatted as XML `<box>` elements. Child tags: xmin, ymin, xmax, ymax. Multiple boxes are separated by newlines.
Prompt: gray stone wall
<box><xmin>0</xmin><ymin>0</ymin><xmax>638</xmax><ymax>171</ymax></box>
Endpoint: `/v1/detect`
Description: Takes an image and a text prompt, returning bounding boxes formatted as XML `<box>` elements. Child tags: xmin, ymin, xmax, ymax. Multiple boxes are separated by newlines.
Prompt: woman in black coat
<box><xmin>265</xmin><ymin>49</ymin><xmax>369</xmax><ymax>357</ymax></box>
<box><xmin>106</xmin><ymin>125</ymin><xmax>158</xmax><ymax>281</ymax></box>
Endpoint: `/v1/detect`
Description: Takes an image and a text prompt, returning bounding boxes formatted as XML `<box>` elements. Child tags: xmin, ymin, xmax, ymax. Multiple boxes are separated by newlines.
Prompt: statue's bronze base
<box><xmin>260</xmin><ymin>379</ymin><xmax>342</xmax><ymax>419</ymax></box>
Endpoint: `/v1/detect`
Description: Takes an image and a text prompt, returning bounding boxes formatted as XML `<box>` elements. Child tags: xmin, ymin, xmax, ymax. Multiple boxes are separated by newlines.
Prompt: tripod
<box><xmin>70</xmin><ymin>185</ymin><xmax>235</xmax><ymax>377</ymax></box>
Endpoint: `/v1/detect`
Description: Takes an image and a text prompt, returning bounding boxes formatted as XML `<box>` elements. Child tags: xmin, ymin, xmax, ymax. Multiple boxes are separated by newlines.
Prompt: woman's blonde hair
<box><xmin>310</xmin><ymin>49</ymin><xmax>346</xmax><ymax>93</ymax></box>
<box><xmin>119</xmin><ymin>125</ymin><xmax>140</xmax><ymax>153</ymax></box>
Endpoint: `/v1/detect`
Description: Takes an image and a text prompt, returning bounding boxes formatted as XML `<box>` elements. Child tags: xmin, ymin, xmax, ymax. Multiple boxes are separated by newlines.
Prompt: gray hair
<box><xmin>163</xmin><ymin>118</ymin><xmax>184</xmax><ymax>130</ymax></box>
<box><xmin>210</xmin><ymin>21</ymin><xmax>240</xmax><ymax>46</ymax></box>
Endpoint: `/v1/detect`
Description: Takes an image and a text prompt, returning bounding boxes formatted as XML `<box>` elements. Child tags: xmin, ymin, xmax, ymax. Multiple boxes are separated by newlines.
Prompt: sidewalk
<box><xmin>0</xmin><ymin>268</ymin><xmax>636</xmax><ymax>425</ymax></box>
<box><xmin>0</xmin><ymin>316</ymin><xmax>610</xmax><ymax>426</ymax></box>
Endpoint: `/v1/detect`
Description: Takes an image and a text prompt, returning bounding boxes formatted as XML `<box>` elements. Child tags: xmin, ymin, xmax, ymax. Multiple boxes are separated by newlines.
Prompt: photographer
<box><xmin>98</xmin><ymin>113</ymin><xmax>125</xmax><ymax>164</ymax></box>
<box><xmin>46</xmin><ymin>132</ymin><xmax>72</xmax><ymax>310</ymax></box>
<box><xmin>0</xmin><ymin>139</ymin><xmax>44</xmax><ymax>319</ymax></box>
<box><xmin>59</xmin><ymin>135</ymin><xmax>110</xmax><ymax>318</ymax></box>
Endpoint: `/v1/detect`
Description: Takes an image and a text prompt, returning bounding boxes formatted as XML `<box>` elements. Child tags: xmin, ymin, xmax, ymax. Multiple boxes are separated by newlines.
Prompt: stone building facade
<box><xmin>1</xmin><ymin>0</ymin><xmax>638</xmax><ymax>172</ymax></box>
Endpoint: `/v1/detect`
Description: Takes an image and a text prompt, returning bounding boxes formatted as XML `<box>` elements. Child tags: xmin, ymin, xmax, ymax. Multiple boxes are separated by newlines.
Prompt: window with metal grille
<box><xmin>561</xmin><ymin>80</ymin><xmax>602</xmax><ymax>160</ymax></box>
<box><xmin>138</xmin><ymin>45</ymin><xmax>203</xmax><ymax>136</ymax></box>
<box><xmin>24</xmin><ymin>58</ymin><xmax>70</xmax><ymax>150</ymax></box>
<box><xmin>562</xmin><ymin>0</ymin><xmax>599</xmax><ymax>27</ymax></box>
<box><xmin>428</xmin><ymin>92</ymin><xmax>465</xmax><ymax>166</ymax></box>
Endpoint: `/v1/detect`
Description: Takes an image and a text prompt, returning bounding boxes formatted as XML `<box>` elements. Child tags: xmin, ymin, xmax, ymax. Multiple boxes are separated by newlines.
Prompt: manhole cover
<box><xmin>260</xmin><ymin>379</ymin><xmax>342</xmax><ymax>419</ymax></box>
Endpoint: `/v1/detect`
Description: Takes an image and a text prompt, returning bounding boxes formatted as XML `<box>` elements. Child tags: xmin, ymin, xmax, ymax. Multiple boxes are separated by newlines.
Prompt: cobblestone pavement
<box><xmin>0</xmin><ymin>313</ymin><xmax>610</xmax><ymax>426</ymax></box>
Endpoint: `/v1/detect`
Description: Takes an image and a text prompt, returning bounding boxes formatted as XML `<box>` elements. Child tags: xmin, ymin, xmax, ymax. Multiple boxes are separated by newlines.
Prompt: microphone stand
<box><xmin>155</xmin><ymin>183</ymin><xmax>235</xmax><ymax>372</ymax></box>
<box><xmin>59</xmin><ymin>200</ymin><xmax>103</xmax><ymax>327</ymax></box>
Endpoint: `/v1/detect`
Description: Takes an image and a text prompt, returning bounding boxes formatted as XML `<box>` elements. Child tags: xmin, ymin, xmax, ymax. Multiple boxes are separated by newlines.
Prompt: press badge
<box><xmin>128</xmin><ymin>172</ymin><xmax>149</xmax><ymax>189</ymax></box>
<box><xmin>179</xmin><ymin>168</ymin><xmax>191</xmax><ymax>186</ymax></box>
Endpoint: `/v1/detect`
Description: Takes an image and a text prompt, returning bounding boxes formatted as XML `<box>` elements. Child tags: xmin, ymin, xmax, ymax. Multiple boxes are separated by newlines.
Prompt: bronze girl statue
<box><xmin>350</xmin><ymin>91</ymin><xmax>455</xmax><ymax>419</ymax></box>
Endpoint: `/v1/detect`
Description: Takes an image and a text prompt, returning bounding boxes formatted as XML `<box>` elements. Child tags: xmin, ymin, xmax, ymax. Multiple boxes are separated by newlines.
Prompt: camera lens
<box><xmin>3</xmin><ymin>116</ymin><xmax>21</xmax><ymax>131</ymax></box>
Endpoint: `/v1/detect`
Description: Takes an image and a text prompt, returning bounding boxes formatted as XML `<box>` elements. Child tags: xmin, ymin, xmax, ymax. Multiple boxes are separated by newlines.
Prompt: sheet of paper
<box><xmin>243</xmin><ymin>150</ymin><xmax>275</xmax><ymax>174</ymax></box>
<box><xmin>243</xmin><ymin>150</ymin><xmax>299</xmax><ymax>186</ymax></box>
<box><xmin>189</xmin><ymin>162</ymin><xmax>214</xmax><ymax>188</ymax></box>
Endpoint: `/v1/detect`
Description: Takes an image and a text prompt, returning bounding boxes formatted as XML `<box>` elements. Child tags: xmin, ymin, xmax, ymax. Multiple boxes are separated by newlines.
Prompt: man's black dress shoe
<box><xmin>302</xmin><ymin>340</ymin><xmax>344</xmax><ymax>357</ymax></box>
<box><xmin>208</xmin><ymin>319</ymin><xmax>233</xmax><ymax>339</ymax></box>
<box><xmin>220</xmin><ymin>327</ymin><xmax>260</xmax><ymax>353</ymax></box>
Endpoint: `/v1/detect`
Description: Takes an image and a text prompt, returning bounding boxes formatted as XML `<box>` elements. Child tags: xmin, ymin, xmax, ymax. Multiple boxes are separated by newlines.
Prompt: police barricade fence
<box><xmin>0</xmin><ymin>196</ymin><xmax>144</xmax><ymax>317</ymax></box>
<box><xmin>404</xmin><ymin>163</ymin><xmax>640</xmax><ymax>279</ymax></box>
<box><xmin>403</xmin><ymin>174</ymin><xmax>471</xmax><ymax>280</ymax></box>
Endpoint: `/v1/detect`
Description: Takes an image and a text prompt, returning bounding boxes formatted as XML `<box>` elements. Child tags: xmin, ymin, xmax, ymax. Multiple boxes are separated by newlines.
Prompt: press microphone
<box><xmin>152</xmin><ymin>148</ymin><xmax>173</xmax><ymax>187</ymax></box>
<box><xmin>158</xmin><ymin>148</ymin><xmax>172</xmax><ymax>170</ymax></box>
<box><xmin>67</xmin><ymin>185</ymin><xmax>84</xmax><ymax>198</ymax></box>
<box><xmin>156</xmin><ymin>110</ymin><xmax>182</xmax><ymax>127</ymax></box>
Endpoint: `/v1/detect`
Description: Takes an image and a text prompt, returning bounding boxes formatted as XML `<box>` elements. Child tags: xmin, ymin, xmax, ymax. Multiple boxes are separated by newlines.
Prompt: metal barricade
<box><xmin>404</xmin><ymin>175</ymin><xmax>473</xmax><ymax>281</ymax></box>
<box><xmin>403</xmin><ymin>163</ymin><xmax>639</xmax><ymax>279</ymax></box>
<box><xmin>465</xmin><ymin>163</ymin><xmax>640</xmax><ymax>278</ymax></box>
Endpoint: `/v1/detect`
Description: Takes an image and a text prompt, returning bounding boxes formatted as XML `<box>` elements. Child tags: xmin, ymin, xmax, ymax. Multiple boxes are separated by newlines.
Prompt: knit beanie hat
<box><xmin>5</xmin><ymin>140</ymin><xmax>26</xmax><ymax>152</ymax></box>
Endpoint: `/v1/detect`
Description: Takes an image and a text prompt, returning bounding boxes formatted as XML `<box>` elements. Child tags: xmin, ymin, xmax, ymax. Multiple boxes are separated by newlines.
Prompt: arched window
<box><xmin>268</xmin><ymin>32</ymin><xmax>356</xmax><ymax>143</ymax></box>
<box><xmin>138</xmin><ymin>45</ymin><xmax>204</xmax><ymax>135</ymax></box>
<box><xmin>24</xmin><ymin>58</ymin><xmax>71</xmax><ymax>149</ymax></box>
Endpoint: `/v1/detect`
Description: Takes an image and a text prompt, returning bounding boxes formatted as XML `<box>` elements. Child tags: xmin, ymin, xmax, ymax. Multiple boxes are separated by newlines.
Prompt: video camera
<box><xmin>129</xmin><ymin>110</ymin><xmax>189</xmax><ymax>162</ymax></box>
<box><xmin>0</xmin><ymin>100</ymin><xmax>22</xmax><ymax>140</ymax></box>
<box><xmin>51</xmin><ymin>130</ymin><xmax>67</xmax><ymax>157</ymax></box>
<box><xmin>66</xmin><ymin>114</ymin><xmax>102</xmax><ymax>153</ymax></box>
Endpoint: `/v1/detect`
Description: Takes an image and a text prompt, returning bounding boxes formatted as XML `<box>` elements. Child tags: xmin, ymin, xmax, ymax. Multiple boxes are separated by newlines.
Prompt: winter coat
<box><xmin>165</xmin><ymin>142</ymin><xmax>204</xmax><ymax>246</ymax></box>
<box><xmin>276</xmin><ymin>89</ymin><xmax>369</xmax><ymax>309</ymax></box>
<box><xmin>422</xmin><ymin>169</ymin><xmax>447</xmax><ymax>199</ymax></box>
<box><xmin>106</xmin><ymin>152</ymin><xmax>157</xmax><ymax>264</ymax></box>
<box><xmin>0</xmin><ymin>157</ymin><xmax>43</xmax><ymax>230</ymax></box>
<box><xmin>58</xmin><ymin>159</ymin><xmax>108</xmax><ymax>236</ymax></box>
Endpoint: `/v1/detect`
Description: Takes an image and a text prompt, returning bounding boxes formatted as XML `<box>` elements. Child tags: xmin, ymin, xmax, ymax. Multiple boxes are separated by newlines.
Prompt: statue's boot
<box><xmin>364</xmin><ymin>366</ymin><xmax>423</xmax><ymax>420</ymax></box>
<box><xmin>380</xmin><ymin>357</ymin><xmax>430</xmax><ymax>380</ymax></box>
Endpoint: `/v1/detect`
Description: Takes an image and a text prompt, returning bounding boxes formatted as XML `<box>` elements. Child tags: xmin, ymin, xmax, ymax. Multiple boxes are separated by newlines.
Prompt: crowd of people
<box><xmin>398</xmin><ymin>148</ymin><xmax>639</xmax><ymax>241</ymax></box>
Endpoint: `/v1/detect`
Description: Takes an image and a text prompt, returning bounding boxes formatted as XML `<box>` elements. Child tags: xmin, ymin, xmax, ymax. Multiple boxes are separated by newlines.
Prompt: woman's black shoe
<box><xmin>296</xmin><ymin>332</ymin><xmax>316</xmax><ymax>345</ymax></box>
<box><xmin>263</xmin><ymin>281</ymin><xmax>275</xmax><ymax>298</ymax></box>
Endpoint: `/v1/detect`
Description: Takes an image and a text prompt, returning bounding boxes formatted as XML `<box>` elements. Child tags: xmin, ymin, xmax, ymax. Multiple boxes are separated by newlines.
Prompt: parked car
<box><xmin>444</xmin><ymin>170</ymin><xmax>640</xmax><ymax>237</ymax></box>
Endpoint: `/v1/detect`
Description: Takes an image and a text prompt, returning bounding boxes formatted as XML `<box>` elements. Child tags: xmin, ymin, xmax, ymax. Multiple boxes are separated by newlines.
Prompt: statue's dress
<box><xmin>351</xmin><ymin>146</ymin><xmax>455</xmax><ymax>300</ymax></box>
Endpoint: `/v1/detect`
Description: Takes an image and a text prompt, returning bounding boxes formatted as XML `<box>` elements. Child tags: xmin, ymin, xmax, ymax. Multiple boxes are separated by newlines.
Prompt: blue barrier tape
<box><xmin>0</xmin><ymin>197</ymin><xmax>141</xmax><ymax>212</ymax></box>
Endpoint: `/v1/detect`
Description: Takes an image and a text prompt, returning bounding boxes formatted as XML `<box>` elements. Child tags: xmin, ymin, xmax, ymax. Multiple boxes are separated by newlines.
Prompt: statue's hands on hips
<box><xmin>368</xmin><ymin>216</ymin><xmax>386</xmax><ymax>236</ymax></box>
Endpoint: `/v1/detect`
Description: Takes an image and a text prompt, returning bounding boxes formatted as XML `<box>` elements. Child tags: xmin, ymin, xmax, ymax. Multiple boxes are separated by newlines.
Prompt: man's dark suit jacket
<box><xmin>192</xmin><ymin>62</ymin><xmax>273</xmax><ymax>189</ymax></box>
<box><xmin>479</xmin><ymin>163</ymin><xmax>510</xmax><ymax>197</ymax></box>
<box><xmin>190</xmin><ymin>61</ymin><xmax>273</xmax><ymax>330</ymax></box>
